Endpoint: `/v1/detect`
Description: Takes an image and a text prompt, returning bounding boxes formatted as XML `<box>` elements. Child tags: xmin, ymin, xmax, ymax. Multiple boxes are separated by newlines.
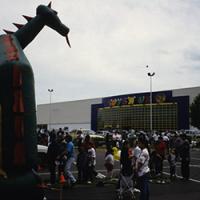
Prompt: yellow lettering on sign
<box><xmin>128</xmin><ymin>96</ymin><xmax>135</xmax><ymax>105</ymax></box>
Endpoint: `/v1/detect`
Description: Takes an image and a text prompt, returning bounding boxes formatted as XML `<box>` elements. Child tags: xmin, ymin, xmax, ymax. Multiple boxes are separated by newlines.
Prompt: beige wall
<box><xmin>36</xmin><ymin>98</ymin><xmax>102</xmax><ymax>130</ymax></box>
<box><xmin>172</xmin><ymin>86</ymin><xmax>200</xmax><ymax>104</ymax></box>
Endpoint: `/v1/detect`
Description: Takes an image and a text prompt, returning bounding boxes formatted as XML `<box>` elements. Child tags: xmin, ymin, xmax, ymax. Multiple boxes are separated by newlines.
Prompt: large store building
<box><xmin>36</xmin><ymin>86</ymin><xmax>200</xmax><ymax>132</ymax></box>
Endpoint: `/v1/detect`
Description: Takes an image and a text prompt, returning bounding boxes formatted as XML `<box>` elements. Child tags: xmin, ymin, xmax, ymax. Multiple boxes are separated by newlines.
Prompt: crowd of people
<box><xmin>38</xmin><ymin>128</ymin><xmax>191</xmax><ymax>200</ymax></box>
<box><xmin>105</xmin><ymin>129</ymin><xmax>191</xmax><ymax>200</ymax></box>
<box><xmin>45</xmin><ymin>128</ymin><xmax>102</xmax><ymax>187</ymax></box>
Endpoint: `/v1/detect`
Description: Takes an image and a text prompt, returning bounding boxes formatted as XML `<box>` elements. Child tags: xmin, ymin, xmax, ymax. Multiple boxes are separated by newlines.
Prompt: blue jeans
<box><xmin>64</xmin><ymin>157</ymin><xmax>76</xmax><ymax>184</ymax></box>
<box><xmin>138</xmin><ymin>173</ymin><xmax>149</xmax><ymax>200</ymax></box>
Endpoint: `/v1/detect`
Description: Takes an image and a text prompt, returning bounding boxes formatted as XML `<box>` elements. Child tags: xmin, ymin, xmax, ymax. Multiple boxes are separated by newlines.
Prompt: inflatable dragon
<box><xmin>0</xmin><ymin>2</ymin><xmax>70</xmax><ymax>199</ymax></box>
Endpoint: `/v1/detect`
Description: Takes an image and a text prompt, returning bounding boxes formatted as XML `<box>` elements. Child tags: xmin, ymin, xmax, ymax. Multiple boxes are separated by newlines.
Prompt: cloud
<box><xmin>184</xmin><ymin>48</ymin><xmax>200</xmax><ymax>62</ymax></box>
<box><xmin>0</xmin><ymin>0</ymin><xmax>200</xmax><ymax>104</ymax></box>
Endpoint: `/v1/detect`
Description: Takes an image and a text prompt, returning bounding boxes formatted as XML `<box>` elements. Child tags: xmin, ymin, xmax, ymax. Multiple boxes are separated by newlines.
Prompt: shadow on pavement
<box><xmin>44</xmin><ymin>183</ymin><xmax>116</xmax><ymax>200</ymax></box>
<box><xmin>44</xmin><ymin>178</ymin><xmax>200</xmax><ymax>200</ymax></box>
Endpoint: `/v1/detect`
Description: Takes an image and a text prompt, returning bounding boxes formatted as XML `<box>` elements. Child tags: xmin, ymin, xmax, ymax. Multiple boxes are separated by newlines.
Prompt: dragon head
<box><xmin>3</xmin><ymin>2</ymin><xmax>71</xmax><ymax>49</ymax></box>
<box><xmin>37</xmin><ymin>2</ymin><xmax>71</xmax><ymax>47</ymax></box>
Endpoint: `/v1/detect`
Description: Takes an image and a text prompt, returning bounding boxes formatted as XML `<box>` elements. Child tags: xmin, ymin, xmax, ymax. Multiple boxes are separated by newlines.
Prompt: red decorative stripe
<box><xmin>2</xmin><ymin>35</ymin><xmax>19</xmax><ymax>61</ymax></box>
<box><xmin>12</xmin><ymin>65</ymin><xmax>25</xmax><ymax>166</ymax></box>
<box><xmin>14</xmin><ymin>116</ymin><xmax>24</xmax><ymax>138</ymax></box>
<box><xmin>13</xmin><ymin>143</ymin><xmax>25</xmax><ymax>166</ymax></box>
<box><xmin>13</xmin><ymin>65</ymin><xmax>24</xmax><ymax>113</ymax></box>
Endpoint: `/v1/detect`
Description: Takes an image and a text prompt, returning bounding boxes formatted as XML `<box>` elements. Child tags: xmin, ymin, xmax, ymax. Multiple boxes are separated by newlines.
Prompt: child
<box><xmin>104</xmin><ymin>148</ymin><xmax>114</xmax><ymax>179</ymax></box>
<box><xmin>167</xmin><ymin>148</ymin><xmax>176</xmax><ymax>180</ymax></box>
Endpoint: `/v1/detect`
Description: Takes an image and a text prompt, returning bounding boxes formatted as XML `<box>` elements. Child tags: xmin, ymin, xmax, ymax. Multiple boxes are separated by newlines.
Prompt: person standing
<box><xmin>104</xmin><ymin>147</ymin><xmax>114</xmax><ymax>179</ymax></box>
<box><xmin>179</xmin><ymin>133</ymin><xmax>190</xmax><ymax>181</ymax></box>
<box><xmin>116</xmin><ymin>140</ymin><xmax>133</xmax><ymax>190</ymax></box>
<box><xmin>76</xmin><ymin>130</ymin><xmax>84</xmax><ymax>151</ymax></box>
<box><xmin>76</xmin><ymin>144</ymin><xmax>88</xmax><ymax>183</ymax></box>
<box><xmin>132</xmin><ymin>139</ymin><xmax>141</xmax><ymax>188</ymax></box>
<box><xmin>154</xmin><ymin>136</ymin><xmax>166</xmax><ymax>178</ymax></box>
<box><xmin>136</xmin><ymin>134</ymin><xmax>150</xmax><ymax>200</ymax></box>
<box><xmin>120</xmin><ymin>140</ymin><xmax>133</xmax><ymax>177</ymax></box>
<box><xmin>167</xmin><ymin>148</ymin><xmax>177</xmax><ymax>180</ymax></box>
<box><xmin>86</xmin><ymin>142</ymin><xmax>98</xmax><ymax>183</ymax></box>
<box><xmin>47</xmin><ymin>133</ymin><xmax>59</xmax><ymax>185</ymax></box>
<box><xmin>105</xmin><ymin>132</ymin><xmax>112</xmax><ymax>150</ymax></box>
<box><xmin>64</xmin><ymin>135</ymin><xmax>76</xmax><ymax>186</ymax></box>
<box><xmin>56</xmin><ymin>134</ymin><xmax>67</xmax><ymax>180</ymax></box>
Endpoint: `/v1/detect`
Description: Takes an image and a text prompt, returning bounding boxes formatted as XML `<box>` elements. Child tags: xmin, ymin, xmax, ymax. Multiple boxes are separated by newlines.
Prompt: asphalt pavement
<box><xmin>43</xmin><ymin>177</ymin><xmax>200</xmax><ymax>200</ymax></box>
<box><xmin>42</xmin><ymin>148</ymin><xmax>200</xmax><ymax>200</ymax></box>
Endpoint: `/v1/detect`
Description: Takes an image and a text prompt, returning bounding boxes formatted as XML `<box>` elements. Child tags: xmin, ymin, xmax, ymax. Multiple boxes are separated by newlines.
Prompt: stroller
<box><xmin>116</xmin><ymin>172</ymin><xmax>138</xmax><ymax>200</ymax></box>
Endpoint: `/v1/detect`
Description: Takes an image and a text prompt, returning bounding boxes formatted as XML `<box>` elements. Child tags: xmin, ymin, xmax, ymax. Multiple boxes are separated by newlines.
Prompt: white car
<box><xmin>37</xmin><ymin>144</ymin><xmax>48</xmax><ymax>154</ymax></box>
<box><xmin>37</xmin><ymin>145</ymin><xmax>48</xmax><ymax>170</ymax></box>
<box><xmin>70</xmin><ymin>129</ymin><xmax>105</xmax><ymax>147</ymax></box>
<box><xmin>80</xmin><ymin>129</ymin><xmax>105</xmax><ymax>147</ymax></box>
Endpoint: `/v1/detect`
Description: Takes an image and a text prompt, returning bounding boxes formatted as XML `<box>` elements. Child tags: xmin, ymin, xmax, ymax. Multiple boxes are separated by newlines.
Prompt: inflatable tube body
<box><xmin>0</xmin><ymin>34</ymin><xmax>40</xmax><ymax>198</ymax></box>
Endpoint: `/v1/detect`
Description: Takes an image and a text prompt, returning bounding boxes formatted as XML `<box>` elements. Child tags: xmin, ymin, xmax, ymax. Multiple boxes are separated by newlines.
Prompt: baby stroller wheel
<box><xmin>115</xmin><ymin>190</ymin><xmax>122</xmax><ymax>200</ymax></box>
<box><xmin>115</xmin><ymin>195</ymin><xmax>122</xmax><ymax>200</ymax></box>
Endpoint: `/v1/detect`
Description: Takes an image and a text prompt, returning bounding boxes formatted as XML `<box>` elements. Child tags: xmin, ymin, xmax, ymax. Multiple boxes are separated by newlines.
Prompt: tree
<box><xmin>190</xmin><ymin>93</ymin><xmax>200</xmax><ymax>129</ymax></box>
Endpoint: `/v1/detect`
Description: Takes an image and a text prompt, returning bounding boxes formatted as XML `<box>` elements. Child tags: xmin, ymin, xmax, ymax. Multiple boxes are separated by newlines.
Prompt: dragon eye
<box><xmin>52</xmin><ymin>9</ymin><xmax>58</xmax><ymax>15</ymax></box>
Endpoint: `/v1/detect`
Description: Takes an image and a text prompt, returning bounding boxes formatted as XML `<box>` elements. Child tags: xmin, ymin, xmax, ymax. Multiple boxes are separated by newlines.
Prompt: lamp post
<box><xmin>147</xmin><ymin>72</ymin><xmax>155</xmax><ymax>134</ymax></box>
<box><xmin>48</xmin><ymin>89</ymin><xmax>54</xmax><ymax>130</ymax></box>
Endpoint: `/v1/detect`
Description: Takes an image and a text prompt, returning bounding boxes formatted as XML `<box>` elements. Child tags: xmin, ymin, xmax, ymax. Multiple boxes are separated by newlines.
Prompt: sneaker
<box><xmin>96</xmin><ymin>173</ymin><xmax>106</xmax><ymax>179</ymax></box>
<box><xmin>157</xmin><ymin>180</ymin><xmax>161</xmax><ymax>184</ymax></box>
<box><xmin>133</xmin><ymin>188</ymin><xmax>141</xmax><ymax>193</ymax></box>
<box><xmin>100</xmin><ymin>174</ymin><xmax>106</xmax><ymax>179</ymax></box>
<box><xmin>161</xmin><ymin>180</ymin><xmax>165</xmax><ymax>184</ymax></box>
<box><xmin>70</xmin><ymin>181</ymin><xmax>77</xmax><ymax>188</ymax></box>
<box><xmin>87</xmin><ymin>181</ymin><xmax>92</xmax><ymax>184</ymax></box>
<box><xmin>96</xmin><ymin>173</ymin><xmax>102</xmax><ymax>179</ymax></box>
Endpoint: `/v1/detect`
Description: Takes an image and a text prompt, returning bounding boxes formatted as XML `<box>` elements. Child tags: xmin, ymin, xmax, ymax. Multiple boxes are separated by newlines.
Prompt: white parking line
<box><xmin>40</xmin><ymin>169</ymin><xmax>200</xmax><ymax>184</ymax></box>
<box><xmin>164</xmin><ymin>164</ymin><xmax>200</xmax><ymax>169</ymax></box>
<box><xmin>191</xmin><ymin>157</ymin><xmax>200</xmax><ymax>161</ymax></box>
<box><xmin>163</xmin><ymin>172</ymin><xmax>200</xmax><ymax>183</ymax></box>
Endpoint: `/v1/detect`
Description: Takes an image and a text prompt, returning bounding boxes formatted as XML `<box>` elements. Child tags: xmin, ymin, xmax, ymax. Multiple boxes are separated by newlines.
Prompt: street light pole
<box><xmin>48</xmin><ymin>89</ymin><xmax>54</xmax><ymax>130</ymax></box>
<box><xmin>147</xmin><ymin>72</ymin><xmax>155</xmax><ymax>134</ymax></box>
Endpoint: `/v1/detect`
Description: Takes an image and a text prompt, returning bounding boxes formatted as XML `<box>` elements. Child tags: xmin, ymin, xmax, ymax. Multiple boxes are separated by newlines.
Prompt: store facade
<box><xmin>91</xmin><ymin>90</ymin><xmax>189</xmax><ymax>132</ymax></box>
<box><xmin>36</xmin><ymin>86</ymin><xmax>200</xmax><ymax>132</ymax></box>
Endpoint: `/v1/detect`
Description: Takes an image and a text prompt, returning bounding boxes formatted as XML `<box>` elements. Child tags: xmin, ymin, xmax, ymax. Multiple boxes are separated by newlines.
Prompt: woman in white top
<box><xmin>136</xmin><ymin>134</ymin><xmax>150</xmax><ymax>200</ymax></box>
<box><xmin>104</xmin><ymin>148</ymin><xmax>114</xmax><ymax>178</ymax></box>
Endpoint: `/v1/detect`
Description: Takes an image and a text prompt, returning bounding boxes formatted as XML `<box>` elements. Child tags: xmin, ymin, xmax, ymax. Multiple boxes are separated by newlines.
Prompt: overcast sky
<box><xmin>1</xmin><ymin>0</ymin><xmax>200</xmax><ymax>105</ymax></box>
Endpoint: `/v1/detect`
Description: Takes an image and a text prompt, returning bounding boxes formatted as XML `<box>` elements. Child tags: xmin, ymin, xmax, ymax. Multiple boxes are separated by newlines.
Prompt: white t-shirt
<box><xmin>137</xmin><ymin>148</ymin><xmax>150</xmax><ymax>177</ymax></box>
<box><xmin>133</xmin><ymin>146</ymin><xmax>141</xmax><ymax>159</ymax></box>
<box><xmin>105</xmin><ymin>154</ymin><xmax>114</xmax><ymax>165</ymax></box>
<box><xmin>132</xmin><ymin>146</ymin><xmax>141</xmax><ymax>166</ymax></box>
<box><xmin>88</xmin><ymin>147</ymin><xmax>96</xmax><ymax>166</ymax></box>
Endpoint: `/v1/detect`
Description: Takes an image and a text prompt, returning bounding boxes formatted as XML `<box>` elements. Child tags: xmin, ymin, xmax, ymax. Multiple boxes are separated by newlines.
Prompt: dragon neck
<box><xmin>14</xmin><ymin>16</ymin><xmax>45</xmax><ymax>50</ymax></box>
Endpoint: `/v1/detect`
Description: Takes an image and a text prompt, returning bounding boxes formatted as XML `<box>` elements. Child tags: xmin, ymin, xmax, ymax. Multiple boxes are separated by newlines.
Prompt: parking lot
<box><xmin>41</xmin><ymin>148</ymin><xmax>200</xmax><ymax>200</ymax></box>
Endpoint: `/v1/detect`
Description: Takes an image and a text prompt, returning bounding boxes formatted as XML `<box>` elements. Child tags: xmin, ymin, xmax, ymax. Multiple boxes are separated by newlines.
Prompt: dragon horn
<box><xmin>3</xmin><ymin>29</ymin><xmax>14</xmax><ymax>34</ymax></box>
<box><xmin>48</xmin><ymin>2</ymin><xmax>52</xmax><ymax>8</ymax></box>
<box><xmin>13</xmin><ymin>23</ymin><xmax>24</xmax><ymax>29</ymax></box>
<box><xmin>22</xmin><ymin>15</ymin><xmax>33</xmax><ymax>22</ymax></box>
<box><xmin>66</xmin><ymin>35</ymin><xmax>71</xmax><ymax>48</ymax></box>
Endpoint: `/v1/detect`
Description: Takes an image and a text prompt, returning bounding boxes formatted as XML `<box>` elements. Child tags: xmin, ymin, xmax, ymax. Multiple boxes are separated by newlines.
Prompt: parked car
<box><xmin>69</xmin><ymin>129</ymin><xmax>105</xmax><ymax>147</ymax></box>
<box><xmin>37</xmin><ymin>144</ymin><xmax>48</xmax><ymax>154</ymax></box>
<box><xmin>96</xmin><ymin>130</ymin><xmax>112</xmax><ymax>137</ymax></box>
<box><xmin>37</xmin><ymin>144</ymin><xmax>48</xmax><ymax>170</ymax></box>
